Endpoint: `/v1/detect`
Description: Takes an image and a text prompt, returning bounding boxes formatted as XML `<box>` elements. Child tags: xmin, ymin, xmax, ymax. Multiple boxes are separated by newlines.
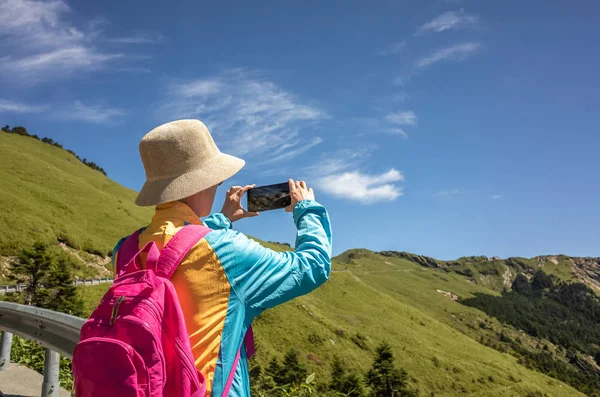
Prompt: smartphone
<box><xmin>247</xmin><ymin>182</ymin><xmax>291</xmax><ymax>212</ymax></box>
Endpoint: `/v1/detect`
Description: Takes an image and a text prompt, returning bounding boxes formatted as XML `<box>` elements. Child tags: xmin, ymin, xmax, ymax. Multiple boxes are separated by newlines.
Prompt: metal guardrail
<box><xmin>0</xmin><ymin>277</ymin><xmax>114</xmax><ymax>294</ymax></box>
<box><xmin>0</xmin><ymin>301</ymin><xmax>85</xmax><ymax>396</ymax></box>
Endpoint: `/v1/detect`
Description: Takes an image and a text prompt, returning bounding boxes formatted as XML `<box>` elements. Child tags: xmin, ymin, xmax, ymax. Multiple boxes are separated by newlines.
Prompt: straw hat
<box><xmin>135</xmin><ymin>119</ymin><xmax>244</xmax><ymax>206</ymax></box>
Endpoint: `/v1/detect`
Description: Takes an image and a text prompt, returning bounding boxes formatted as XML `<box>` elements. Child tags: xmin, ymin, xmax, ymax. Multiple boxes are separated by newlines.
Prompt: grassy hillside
<box><xmin>80</xmin><ymin>248</ymin><xmax>585</xmax><ymax>396</ymax></box>
<box><xmin>0</xmin><ymin>133</ymin><xmax>152</xmax><ymax>257</ymax></box>
<box><xmin>380</xmin><ymin>251</ymin><xmax>599</xmax><ymax>294</ymax></box>
<box><xmin>3</xmin><ymin>132</ymin><xmax>595</xmax><ymax>395</ymax></box>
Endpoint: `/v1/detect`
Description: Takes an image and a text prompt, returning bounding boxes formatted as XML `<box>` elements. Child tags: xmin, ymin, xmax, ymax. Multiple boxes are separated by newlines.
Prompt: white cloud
<box><xmin>177</xmin><ymin>80</ymin><xmax>224</xmax><ymax>98</ymax></box>
<box><xmin>9</xmin><ymin>46</ymin><xmax>123</xmax><ymax>72</ymax></box>
<box><xmin>0</xmin><ymin>0</ymin><xmax>146</xmax><ymax>78</ymax></box>
<box><xmin>160</xmin><ymin>70</ymin><xmax>326</xmax><ymax>163</ymax></box>
<box><xmin>57</xmin><ymin>101</ymin><xmax>126</xmax><ymax>123</ymax></box>
<box><xmin>385</xmin><ymin>111</ymin><xmax>418</xmax><ymax>126</ymax></box>
<box><xmin>378</xmin><ymin>41</ymin><xmax>406</xmax><ymax>56</ymax></box>
<box><xmin>0</xmin><ymin>98</ymin><xmax>124</xmax><ymax>123</ymax></box>
<box><xmin>109</xmin><ymin>34</ymin><xmax>165</xmax><ymax>44</ymax></box>
<box><xmin>492</xmin><ymin>194</ymin><xmax>502</xmax><ymax>200</ymax></box>
<box><xmin>0</xmin><ymin>99</ymin><xmax>47</xmax><ymax>113</ymax></box>
<box><xmin>305</xmin><ymin>148</ymin><xmax>374</xmax><ymax>178</ymax></box>
<box><xmin>263</xmin><ymin>137</ymin><xmax>323</xmax><ymax>164</ymax></box>
<box><xmin>317</xmin><ymin>169</ymin><xmax>404</xmax><ymax>203</ymax></box>
<box><xmin>416</xmin><ymin>10</ymin><xmax>478</xmax><ymax>35</ymax></box>
<box><xmin>383</xmin><ymin>128</ymin><xmax>408</xmax><ymax>138</ymax></box>
<box><xmin>415</xmin><ymin>42</ymin><xmax>480</xmax><ymax>68</ymax></box>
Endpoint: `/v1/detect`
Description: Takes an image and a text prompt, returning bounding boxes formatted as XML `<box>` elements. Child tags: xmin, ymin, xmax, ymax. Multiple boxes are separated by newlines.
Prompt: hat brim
<box><xmin>135</xmin><ymin>152</ymin><xmax>245</xmax><ymax>207</ymax></box>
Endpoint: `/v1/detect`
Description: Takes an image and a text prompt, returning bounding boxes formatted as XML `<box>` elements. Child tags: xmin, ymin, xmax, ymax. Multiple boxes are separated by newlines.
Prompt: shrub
<box><xmin>308</xmin><ymin>331</ymin><xmax>324</xmax><ymax>345</ymax></box>
<box><xmin>350</xmin><ymin>332</ymin><xmax>370</xmax><ymax>350</ymax></box>
<box><xmin>365</xmin><ymin>342</ymin><xmax>418</xmax><ymax>397</ymax></box>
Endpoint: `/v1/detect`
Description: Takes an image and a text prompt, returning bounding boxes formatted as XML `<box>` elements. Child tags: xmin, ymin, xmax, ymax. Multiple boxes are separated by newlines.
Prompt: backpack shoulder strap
<box><xmin>156</xmin><ymin>224</ymin><xmax>212</xmax><ymax>279</ymax></box>
<box><xmin>115</xmin><ymin>228</ymin><xmax>144</xmax><ymax>276</ymax></box>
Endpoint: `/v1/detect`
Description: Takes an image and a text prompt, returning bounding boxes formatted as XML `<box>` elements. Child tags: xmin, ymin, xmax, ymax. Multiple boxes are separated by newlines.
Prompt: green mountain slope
<box><xmin>380</xmin><ymin>251</ymin><xmax>600</xmax><ymax>294</ymax></box>
<box><xmin>0</xmin><ymin>132</ymin><xmax>153</xmax><ymax>257</ymax></box>
<box><xmin>1</xmin><ymin>133</ymin><xmax>594</xmax><ymax>396</ymax></box>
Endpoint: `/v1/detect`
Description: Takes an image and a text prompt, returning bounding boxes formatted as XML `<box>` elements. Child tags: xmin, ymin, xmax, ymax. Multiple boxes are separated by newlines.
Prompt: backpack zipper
<box><xmin>110</xmin><ymin>296</ymin><xmax>126</xmax><ymax>325</ymax></box>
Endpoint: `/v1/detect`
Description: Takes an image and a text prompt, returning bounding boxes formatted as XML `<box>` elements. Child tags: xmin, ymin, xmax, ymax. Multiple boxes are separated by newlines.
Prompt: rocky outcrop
<box><xmin>570</xmin><ymin>257</ymin><xmax>600</xmax><ymax>292</ymax></box>
<box><xmin>379</xmin><ymin>251</ymin><xmax>441</xmax><ymax>268</ymax></box>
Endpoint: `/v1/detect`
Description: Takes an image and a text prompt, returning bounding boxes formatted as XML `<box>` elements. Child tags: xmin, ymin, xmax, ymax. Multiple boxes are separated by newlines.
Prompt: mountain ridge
<box><xmin>3</xmin><ymin>131</ymin><xmax>597</xmax><ymax>396</ymax></box>
<box><xmin>379</xmin><ymin>250</ymin><xmax>600</xmax><ymax>293</ymax></box>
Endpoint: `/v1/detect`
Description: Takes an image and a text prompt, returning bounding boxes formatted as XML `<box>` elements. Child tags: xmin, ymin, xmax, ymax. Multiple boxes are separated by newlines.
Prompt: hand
<box><xmin>285</xmin><ymin>179</ymin><xmax>315</xmax><ymax>212</ymax></box>
<box><xmin>221</xmin><ymin>185</ymin><xmax>259</xmax><ymax>222</ymax></box>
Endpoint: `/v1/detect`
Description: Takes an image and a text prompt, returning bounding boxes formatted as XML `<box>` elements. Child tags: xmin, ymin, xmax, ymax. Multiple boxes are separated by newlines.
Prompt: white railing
<box><xmin>0</xmin><ymin>277</ymin><xmax>114</xmax><ymax>294</ymax></box>
<box><xmin>0</xmin><ymin>301</ymin><xmax>85</xmax><ymax>396</ymax></box>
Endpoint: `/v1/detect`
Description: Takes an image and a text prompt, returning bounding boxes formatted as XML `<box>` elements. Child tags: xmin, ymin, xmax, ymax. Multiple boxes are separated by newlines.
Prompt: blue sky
<box><xmin>1</xmin><ymin>0</ymin><xmax>599</xmax><ymax>259</ymax></box>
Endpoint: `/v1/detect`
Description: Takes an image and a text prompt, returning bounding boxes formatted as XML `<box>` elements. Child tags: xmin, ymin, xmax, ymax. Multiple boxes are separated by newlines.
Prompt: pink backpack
<box><xmin>72</xmin><ymin>225</ymin><xmax>210</xmax><ymax>397</ymax></box>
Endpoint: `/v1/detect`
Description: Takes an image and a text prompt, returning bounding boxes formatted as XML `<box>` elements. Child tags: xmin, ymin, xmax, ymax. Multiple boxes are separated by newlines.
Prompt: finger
<box><xmin>295</xmin><ymin>181</ymin><xmax>302</xmax><ymax>189</ymax></box>
<box><xmin>246</xmin><ymin>211</ymin><xmax>259</xmax><ymax>217</ymax></box>
<box><xmin>288</xmin><ymin>179</ymin><xmax>296</xmax><ymax>192</ymax></box>
<box><xmin>300</xmin><ymin>180</ymin><xmax>307</xmax><ymax>189</ymax></box>
<box><xmin>240</xmin><ymin>184</ymin><xmax>255</xmax><ymax>194</ymax></box>
<box><xmin>285</xmin><ymin>205</ymin><xmax>293</xmax><ymax>213</ymax></box>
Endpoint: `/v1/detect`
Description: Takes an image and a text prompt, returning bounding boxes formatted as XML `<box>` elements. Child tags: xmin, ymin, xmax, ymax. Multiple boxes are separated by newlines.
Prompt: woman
<box><xmin>113</xmin><ymin>119</ymin><xmax>332</xmax><ymax>396</ymax></box>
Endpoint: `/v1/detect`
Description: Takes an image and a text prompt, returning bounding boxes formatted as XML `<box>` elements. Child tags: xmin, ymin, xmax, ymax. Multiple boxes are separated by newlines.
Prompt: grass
<box><xmin>249</xmin><ymin>251</ymin><xmax>584</xmax><ymax>396</ymax></box>
<box><xmin>0</xmin><ymin>133</ymin><xmax>153</xmax><ymax>257</ymax></box>
<box><xmin>78</xmin><ymin>250</ymin><xmax>583</xmax><ymax>396</ymax></box>
<box><xmin>2</xmin><ymin>133</ymin><xmax>587</xmax><ymax>395</ymax></box>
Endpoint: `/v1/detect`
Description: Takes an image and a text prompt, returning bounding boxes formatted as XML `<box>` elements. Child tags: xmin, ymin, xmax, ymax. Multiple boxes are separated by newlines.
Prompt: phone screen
<box><xmin>247</xmin><ymin>182</ymin><xmax>291</xmax><ymax>212</ymax></box>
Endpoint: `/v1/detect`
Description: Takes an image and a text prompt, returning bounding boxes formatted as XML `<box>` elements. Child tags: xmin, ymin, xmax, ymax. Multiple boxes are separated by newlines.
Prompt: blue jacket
<box><xmin>114</xmin><ymin>199</ymin><xmax>332</xmax><ymax>396</ymax></box>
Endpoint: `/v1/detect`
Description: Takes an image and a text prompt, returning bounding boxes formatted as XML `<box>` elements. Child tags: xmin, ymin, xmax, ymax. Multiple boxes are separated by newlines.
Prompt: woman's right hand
<box><xmin>285</xmin><ymin>179</ymin><xmax>315</xmax><ymax>212</ymax></box>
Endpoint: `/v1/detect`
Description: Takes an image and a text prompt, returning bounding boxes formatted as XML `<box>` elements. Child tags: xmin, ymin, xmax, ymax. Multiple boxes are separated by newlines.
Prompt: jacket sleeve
<box><xmin>204</xmin><ymin>213</ymin><xmax>233</xmax><ymax>230</ymax></box>
<box><xmin>225</xmin><ymin>200</ymin><xmax>332</xmax><ymax>317</ymax></box>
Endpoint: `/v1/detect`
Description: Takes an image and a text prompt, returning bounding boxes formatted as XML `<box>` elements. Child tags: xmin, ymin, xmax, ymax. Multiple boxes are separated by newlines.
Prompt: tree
<box><xmin>1</xmin><ymin>125</ymin><xmax>9</xmax><ymax>132</ymax></box>
<box><xmin>329</xmin><ymin>356</ymin><xmax>365</xmax><ymax>397</ymax></box>
<box><xmin>279</xmin><ymin>349</ymin><xmax>308</xmax><ymax>387</ymax></box>
<box><xmin>512</xmin><ymin>274</ymin><xmax>532</xmax><ymax>296</ymax></box>
<box><xmin>8</xmin><ymin>242</ymin><xmax>54</xmax><ymax>306</ymax></box>
<box><xmin>266</xmin><ymin>356</ymin><xmax>283</xmax><ymax>383</ymax></box>
<box><xmin>7</xmin><ymin>243</ymin><xmax>83</xmax><ymax>316</ymax></box>
<box><xmin>330</xmin><ymin>355</ymin><xmax>346</xmax><ymax>392</ymax></box>
<box><xmin>531</xmin><ymin>270</ymin><xmax>553</xmax><ymax>291</ymax></box>
<box><xmin>10</xmin><ymin>126</ymin><xmax>29</xmax><ymax>136</ymax></box>
<box><xmin>365</xmin><ymin>342</ymin><xmax>418</xmax><ymax>397</ymax></box>
<box><xmin>45</xmin><ymin>254</ymin><xmax>84</xmax><ymax>316</ymax></box>
<box><xmin>344</xmin><ymin>374</ymin><xmax>365</xmax><ymax>397</ymax></box>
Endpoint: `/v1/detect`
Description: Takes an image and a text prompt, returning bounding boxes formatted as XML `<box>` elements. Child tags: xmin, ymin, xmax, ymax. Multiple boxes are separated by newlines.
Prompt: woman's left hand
<box><xmin>221</xmin><ymin>185</ymin><xmax>259</xmax><ymax>222</ymax></box>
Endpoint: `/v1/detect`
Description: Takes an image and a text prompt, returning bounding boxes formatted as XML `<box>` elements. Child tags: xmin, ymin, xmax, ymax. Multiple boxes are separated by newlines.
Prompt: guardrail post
<box><xmin>0</xmin><ymin>331</ymin><xmax>13</xmax><ymax>371</ymax></box>
<box><xmin>41</xmin><ymin>348</ymin><xmax>60</xmax><ymax>396</ymax></box>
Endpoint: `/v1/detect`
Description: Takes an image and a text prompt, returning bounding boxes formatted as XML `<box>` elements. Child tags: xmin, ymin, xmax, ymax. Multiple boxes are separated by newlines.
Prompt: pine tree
<box><xmin>8</xmin><ymin>242</ymin><xmax>54</xmax><ymax>307</ymax></box>
<box><xmin>329</xmin><ymin>356</ymin><xmax>365</xmax><ymax>396</ymax></box>
<box><xmin>329</xmin><ymin>355</ymin><xmax>346</xmax><ymax>392</ymax></box>
<box><xmin>344</xmin><ymin>373</ymin><xmax>365</xmax><ymax>397</ymax></box>
<box><xmin>279</xmin><ymin>349</ymin><xmax>308</xmax><ymax>386</ymax></box>
<box><xmin>45</xmin><ymin>254</ymin><xmax>84</xmax><ymax>316</ymax></box>
<box><xmin>266</xmin><ymin>356</ymin><xmax>284</xmax><ymax>384</ymax></box>
<box><xmin>365</xmin><ymin>342</ymin><xmax>417</xmax><ymax>397</ymax></box>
